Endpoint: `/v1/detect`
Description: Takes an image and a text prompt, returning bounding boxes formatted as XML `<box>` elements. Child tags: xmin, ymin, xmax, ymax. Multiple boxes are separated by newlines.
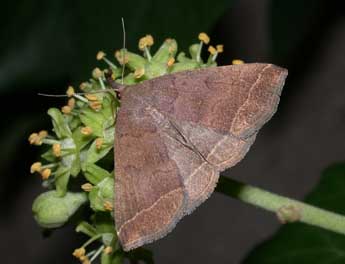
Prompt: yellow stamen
<box><xmin>28</xmin><ymin>133</ymin><xmax>39</xmax><ymax>145</ymax></box>
<box><xmin>92</xmin><ymin>68</ymin><xmax>103</xmax><ymax>79</ymax></box>
<box><xmin>198</xmin><ymin>32</ymin><xmax>210</xmax><ymax>44</ymax></box>
<box><xmin>61</xmin><ymin>105</ymin><xmax>72</xmax><ymax>114</ymax></box>
<box><xmin>167</xmin><ymin>57</ymin><xmax>175</xmax><ymax>67</ymax></box>
<box><xmin>79</xmin><ymin>82</ymin><xmax>88</xmax><ymax>91</ymax></box>
<box><xmin>138</xmin><ymin>37</ymin><xmax>147</xmax><ymax>50</ymax></box>
<box><xmin>81</xmin><ymin>183</ymin><xmax>93</xmax><ymax>192</ymax></box>
<box><xmin>85</xmin><ymin>94</ymin><xmax>98</xmax><ymax>101</ymax></box>
<box><xmin>81</xmin><ymin>257</ymin><xmax>91</xmax><ymax>264</ymax></box>
<box><xmin>28</xmin><ymin>132</ymin><xmax>43</xmax><ymax>145</ymax></box>
<box><xmin>103</xmin><ymin>246</ymin><xmax>113</xmax><ymax>254</ymax></box>
<box><xmin>138</xmin><ymin>35</ymin><xmax>154</xmax><ymax>50</ymax></box>
<box><xmin>52</xmin><ymin>143</ymin><xmax>61</xmax><ymax>157</ymax></box>
<box><xmin>41</xmin><ymin>168</ymin><xmax>51</xmax><ymax>180</ymax></box>
<box><xmin>232</xmin><ymin>59</ymin><xmax>244</xmax><ymax>65</ymax></box>
<box><xmin>216</xmin><ymin>44</ymin><xmax>224</xmax><ymax>53</ymax></box>
<box><xmin>104</xmin><ymin>201</ymin><xmax>113</xmax><ymax>211</ymax></box>
<box><xmin>81</xmin><ymin>127</ymin><xmax>93</xmax><ymax>136</ymax></box>
<box><xmin>68</xmin><ymin>98</ymin><xmax>75</xmax><ymax>108</ymax></box>
<box><xmin>96</xmin><ymin>51</ymin><xmax>106</xmax><ymax>61</ymax></box>
<box><xmin>95</xmin><ymin>138</ymin><xmax>103</xmax><ymax>150</ymax></box>
<box><xmin>208</xmin><ymin>45</ymin><xmax>217</xmax><ymax>55</ymax></box>
<box><xmin>114</xmin><ymin>50</ymin><xmax>129</xmax><ymax>65</ymax></box>
<box><xmin>38</xmin><ymin>130</ymin><xmax>48</xmax><ymax>138</ymax></box>
<box><xmin>30</xmin><ymin>162</ymin><xmax>42</xmax><ymax>173</ymax></box>
<box><xmin>145</xmin><ymin>34</ymin><xmax>154</xmax><ymax>46</ymax></box>
<box><xmin>66</xmin><ymin>86</ymin><xmax>75</xmax><ymax>97</ymax></box>
<box><xmin>134</xmin><ymin>68</ymin><xmax>145</xmax><ymax>79</ymax></box>
<box><xmin>73</xmin><ymin>247</ymin><xmax>86</xmax><ymax>259</ymax></box>
<box><xmin>90</xmin><ymin>101</ymin><xmax>102</xmax><ymax>110</ymax></box>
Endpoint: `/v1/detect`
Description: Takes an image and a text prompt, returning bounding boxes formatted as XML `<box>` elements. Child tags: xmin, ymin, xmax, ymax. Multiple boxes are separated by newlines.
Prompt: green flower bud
<box><xmin>176</xmin><ymin>52</ymin><xmax>193</xmax><ymax>63</ymax></box>
<box><xmin>189</xmin><ymin>43</ymin><xmax>200</xmax><ymax>60</ymax></box>
<box><xmin>32</xmin><ymin>191</ymin><xmax>87</xmax><ymax>228</ymax></box>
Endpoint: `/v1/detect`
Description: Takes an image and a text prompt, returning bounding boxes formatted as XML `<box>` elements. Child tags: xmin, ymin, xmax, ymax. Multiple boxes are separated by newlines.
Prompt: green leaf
<box><xmin>76</xmin><ymin>221</ymin><xmax>98</xmax><ymax>238</ymax></box>
<box><xmin>47</xmin><ymin>108</ymin><xmax>72</xmax><ymax>139</ymax></box>
<box><xmin>84</xmin><ymin>163</ymin><xmax>111</xmax><ymax>185</ymax></box>
<box><xmin>55</xmin><ymin>165</ymin><xmax>71</xmax><ymax>197</ymax></box>
<box><xmin>243</xmin><ymin>163</ymin><xmax>345</xmax><ymax>264</ymax></box>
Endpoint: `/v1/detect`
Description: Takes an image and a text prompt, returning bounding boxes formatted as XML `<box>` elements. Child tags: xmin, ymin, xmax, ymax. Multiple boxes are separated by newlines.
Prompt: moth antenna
<box><xmin>121</xmin><ymin>17</ymin><xmax>126</xmax><ymax>85</ymax></box>
<box><xmin>38</xmin><ymin>89</ymin><xmax>114</xmax><ymax>97</ymax></box>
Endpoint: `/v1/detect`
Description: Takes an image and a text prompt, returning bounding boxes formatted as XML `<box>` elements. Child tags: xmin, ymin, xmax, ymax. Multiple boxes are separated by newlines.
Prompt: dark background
<box><xmin>1</xmin><ymin>0</ymin><xmax>345</xmax><ymax>263</ymax></box>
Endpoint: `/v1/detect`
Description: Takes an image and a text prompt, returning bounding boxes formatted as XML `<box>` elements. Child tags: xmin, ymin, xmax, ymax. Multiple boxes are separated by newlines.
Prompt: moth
<box><xmin>114</xmin><ymin>63</ymin><xmax>288</xmax><ymax>251</ymax></box>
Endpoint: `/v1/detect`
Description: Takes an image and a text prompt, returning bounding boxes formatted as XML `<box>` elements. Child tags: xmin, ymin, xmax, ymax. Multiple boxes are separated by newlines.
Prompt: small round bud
<box><xmin>96</xmin><ymin>51</ymin><xmax>106</xmax><ymax>60</ymax></box>
<box><xmin>198</xmin><ymin>32</ymin><xmax>210</xmax><ymax>44</ymax></box>
<box><xmin>32</xmin><ymin>190</ymin><xmax>87</xmax><ymax>228</ymax></box>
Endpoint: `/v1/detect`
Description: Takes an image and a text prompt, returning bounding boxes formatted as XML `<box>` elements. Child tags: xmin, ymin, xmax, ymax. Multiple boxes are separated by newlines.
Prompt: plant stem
<box><xmin>216</xmin><ymin>176</ymin><xmax>345</xmax><ymax>235</ymax></box>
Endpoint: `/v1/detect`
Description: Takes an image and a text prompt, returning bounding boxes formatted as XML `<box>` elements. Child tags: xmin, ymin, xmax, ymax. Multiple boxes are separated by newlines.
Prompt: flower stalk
<box><xmin>217</xmin><ymin>176</ymin><xmax>345</xmax><ymax>236</ymax></box>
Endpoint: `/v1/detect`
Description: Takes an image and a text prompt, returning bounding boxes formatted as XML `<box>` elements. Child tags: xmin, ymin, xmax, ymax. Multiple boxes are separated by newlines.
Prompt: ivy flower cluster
<box><xmin>29</xmin><ymin>33</ymin><xmax>230</xmax><ymax>264</ymax></box>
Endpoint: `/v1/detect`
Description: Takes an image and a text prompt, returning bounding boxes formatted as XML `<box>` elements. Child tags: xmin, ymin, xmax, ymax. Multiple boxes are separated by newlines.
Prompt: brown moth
<box><xmin>114</xmin><ymin>63</ymin><xmax>288</xmax><ymax>251</ymax></box>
